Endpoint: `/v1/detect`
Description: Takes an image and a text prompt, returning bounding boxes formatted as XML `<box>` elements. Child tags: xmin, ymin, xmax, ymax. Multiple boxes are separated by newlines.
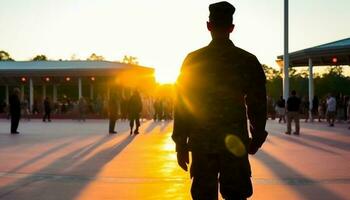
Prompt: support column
<box><xmin>308</xmin><ymin>58</ymin><xmax>314</xmax><ymax>120</ymax></box>
<box><xmin>29</xmin><ymin>78</ymin><xmax>34</xmax><ymax>111</ymax></box>
<box><xmin>43</xmin><ymin>85</ymin><xmax>47</xmax><ymax>100</ymax></box>
<box><xmin>53</xmin><ymin>84</ymin><xmax>57</xmax><ymax>103</ymax></box>
<box><xmin>78</xmin><ymin>77</ymin><xmax>82</xmax><ymax>99</ymax></box>
<box><xmin>283</xmin><ymin>0</ymin><xmax>289</xmax><ymax>100</ymax></box>
<box><xmin>5</xmin><ymin>85</ymin><xmax>9</xmax><ymax>105</ymax></box>
<box><xmin>21</xmin><ymin>85</ymin><xmax>24</xmax><ymax>101</ymax></box>
<box><xmin>90</xmin><ymin>84</ymin><xmax>94</xmax><ymax>100</ymax></box>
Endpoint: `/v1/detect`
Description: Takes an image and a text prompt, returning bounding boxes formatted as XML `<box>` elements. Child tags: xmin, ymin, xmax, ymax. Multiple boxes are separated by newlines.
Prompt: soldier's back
<box><xmin>179</xmin><ymin>39</ymin><xmax>262</xmax><ymax>152</ymax></box>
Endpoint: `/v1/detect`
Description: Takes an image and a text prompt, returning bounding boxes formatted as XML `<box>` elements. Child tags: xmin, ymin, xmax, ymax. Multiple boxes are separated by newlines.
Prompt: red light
<box><xmin>45</xmin><ymin>77</ymin><xmax>50</xmax><ymax>82</ymax></box>
<box><xmin>21</xmin><ymin>77</ymin><xmax>27</xmax><ymax>82</ymax></box>
<box><xmin>332</xmin><ymin>57</ymin><xmax>338</xmax><ymax>63</ymax></box>
<box><xmin>65</xmin><ymin>77</ymin><xmax>71</xmax><ymax>81</ymax></box>
<box><xmin>90</xmin><ymin>77</ymin><xmax>95</xmax><ymax>81</ymax></box>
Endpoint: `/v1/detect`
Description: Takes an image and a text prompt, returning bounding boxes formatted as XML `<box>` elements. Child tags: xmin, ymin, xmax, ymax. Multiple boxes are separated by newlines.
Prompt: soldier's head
<box><xmin>207</xmin><ymin>1</ymin><xmax>235</xmax><ymax>39</ymax></box>
<box><xmin>291</xmin><ymin>90</ymin><xmax>296</xmax><ymax>96</ymax></box>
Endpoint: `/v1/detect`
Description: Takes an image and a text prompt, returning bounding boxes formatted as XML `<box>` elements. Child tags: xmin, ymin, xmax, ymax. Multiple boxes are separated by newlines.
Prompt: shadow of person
<box><xmin>254</xmin><ymin>150</ymin><xmax>344</xmax><ymax>200</ymax></box>
<box><xmin>0</xmin><ymin>135</ymin><xmax>136</xmax><ymax>200</ymax></box>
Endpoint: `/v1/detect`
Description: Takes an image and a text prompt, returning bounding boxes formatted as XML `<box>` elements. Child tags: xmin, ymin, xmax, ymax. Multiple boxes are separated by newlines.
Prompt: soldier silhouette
<box><xmin>172</xmin><ymin>1</ymin><xmax>268</xmax><ymax>199</ymax></box>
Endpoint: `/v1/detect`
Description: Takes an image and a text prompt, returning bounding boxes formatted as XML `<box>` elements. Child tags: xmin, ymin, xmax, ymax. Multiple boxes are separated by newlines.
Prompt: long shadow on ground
<box><xmin>0</xmin><ymin>134</ymin><xmax>136</xmax><ymax>200</ymax></box>
<box><xmin>255</xmin><ymin>150</ymin><xmax>344</xmax><ymax>200</ymax></box>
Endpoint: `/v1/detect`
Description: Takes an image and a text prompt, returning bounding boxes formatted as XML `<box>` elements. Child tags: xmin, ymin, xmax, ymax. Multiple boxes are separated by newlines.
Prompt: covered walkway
<box><xmin>277</xmin><ymin>37</ymin><xmax>350</xmax><ymax>116</ymax></box>
<box><xmin>0</xmin><ymin>61</ymin><xmax>155</xmax><ymax>111</ymax></box>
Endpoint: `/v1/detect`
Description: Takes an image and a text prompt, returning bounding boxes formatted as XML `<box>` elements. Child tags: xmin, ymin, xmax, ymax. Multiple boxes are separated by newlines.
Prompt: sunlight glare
<box><xmin>155</xmin><ymin>68</ymin><xmax>179</xmax><ymax>84</ymax></box>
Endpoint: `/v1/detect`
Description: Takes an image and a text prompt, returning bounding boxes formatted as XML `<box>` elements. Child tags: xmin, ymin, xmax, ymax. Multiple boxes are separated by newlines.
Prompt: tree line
<box><xmin>263</xmin><ymin>64</ymin><xmax>350</xmax><ymax>100</ymax></box>
<box><xmin>0</xmin><ymin>50</ymin><xmax>138</xmax><ymax>64</ymax></box>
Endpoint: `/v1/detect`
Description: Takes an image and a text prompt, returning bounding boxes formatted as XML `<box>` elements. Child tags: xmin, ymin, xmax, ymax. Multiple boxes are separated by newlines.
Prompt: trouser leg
<box><xmin>191</xmin><ymin>153</ymin><xmax>219</xmax><ymax>200</ymax></box>
<box><xmin>295</xmin><ymin>113</ymin><xmax>300</xmax><ymax>134</ymax></box>
<box><xmin>109</xmin><ymin>117</ymin><xmax>116</xmax><ymax>132</ymax></box>
<box><xmin>130</xmin><ymin>119</ymin><xmax>134</xmax><ymax>130</ymax></box>
<box><xmin>136</xmin><ymin>116</ymin><xmax>140</xmax><ymax>129</ymax></box>
<box><xmin>11</xmin><ymin>115</ymin><xmax>19</xmax><ymax>133</ymax></box>
<box><xmin>219</xmin><ymin>153</ymin><xmax>252</xmax><ymax>200</ymax></box>
<box><xmin>287</xmin><ymin>113</ymin><xmax>292</xmax><ymax>133</ymax></box>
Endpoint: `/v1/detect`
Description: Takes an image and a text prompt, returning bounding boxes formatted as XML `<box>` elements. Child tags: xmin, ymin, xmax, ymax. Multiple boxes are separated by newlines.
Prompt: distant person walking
<box><xmin>311</xmin><ymin>95</ymin><xmax>319</xmax><ymax>122</ymax></box>
<box><xmin>326</xmin><ymin>93</ymin><xmax>336</xmax><ymax>127</ymax></box>
<box><xmin>108</xmin><ymin>92</ymin><xmax>119</xmax><ymax>134</ymax></box>
<box><xmin>22</xmin><ymin>97</ymin><xmax>31</xmax><ymax>121</ymax></box>
<box><xmin>9</xmin><ymin>88</ymin><xmax>21</xmax><ymax>134</ymax></box>
<box><xmin>302</xmin><ymin>97</ymin><xmax>310</xmax><ymax>122</ymax></box>
<box><xmin>275</xmin><ymin>96</ymin><xmax>286</xmax><ymax>123</ymax></box>
<box><xmin>286</xmin><ymin>90</ymin><xmax>301</xmax><ymax>135</ymax></box>
<box><xmin>78</xmin><ymin>97</ymin><xmax>87</xmax><ymax>121</ymax></box>
<box><xmin>128</xmin><ymin>90</ymin><xmax>142</xmax><ymax>135</ymax></box>
<box><xmin>42</xmin><ymin>97</ymin><xmax>52</xmax><ymax>122</ymax></box>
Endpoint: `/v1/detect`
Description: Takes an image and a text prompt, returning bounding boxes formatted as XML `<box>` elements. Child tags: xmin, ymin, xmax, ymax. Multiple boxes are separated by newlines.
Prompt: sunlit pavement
<box><xmin>0</xmin><ymin>119</ymin><xmax>349</xmax><ymax>200</ymax></box>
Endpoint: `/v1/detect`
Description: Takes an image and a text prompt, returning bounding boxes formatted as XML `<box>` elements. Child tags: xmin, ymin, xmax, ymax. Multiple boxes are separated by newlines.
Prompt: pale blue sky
<box><xmin>0</xmin><ymin>0</ymin><xmax>349</xmax><ymax>82</ymax></box>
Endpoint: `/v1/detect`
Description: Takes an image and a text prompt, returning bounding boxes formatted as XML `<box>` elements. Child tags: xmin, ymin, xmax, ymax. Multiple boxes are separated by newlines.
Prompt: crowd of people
<box><xmin>268</xmin><ymin>91</ymin><xmax>350</xmax><ymax>134</ymax></box>
<box><xmin>0</xmin><ymin>88</ymin><xmax>174</xmax><ymax>134</ymax></box>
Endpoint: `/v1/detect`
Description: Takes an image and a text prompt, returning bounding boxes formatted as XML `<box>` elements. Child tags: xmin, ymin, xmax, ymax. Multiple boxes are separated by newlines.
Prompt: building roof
<box><xmin>0</xmin><ymin>61</ymin><xmax>153</xmax><ymax>77</ymax></box>
<box><xmin>277</xmin><ymin>37</ymin><xmax>350</xmax><ymax>67</ymax></box>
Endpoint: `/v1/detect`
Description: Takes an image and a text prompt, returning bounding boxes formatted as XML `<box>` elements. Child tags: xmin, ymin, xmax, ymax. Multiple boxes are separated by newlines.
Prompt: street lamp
<box><xmin>332</xmin><ymin>57</ymin><xmax>338</xmax><ymax>64</ymax></box>
<box><xmin>20</xmin><ymin>77</ymin><xmax>27</xmax><ymax>83</ymax></box>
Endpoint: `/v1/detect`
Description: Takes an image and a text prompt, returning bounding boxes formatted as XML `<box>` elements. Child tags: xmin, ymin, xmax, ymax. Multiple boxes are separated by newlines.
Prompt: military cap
<box><xmin>209</xmin><ymin>1</ymin><xmax>235</xmax><ymax>27</ymax></box>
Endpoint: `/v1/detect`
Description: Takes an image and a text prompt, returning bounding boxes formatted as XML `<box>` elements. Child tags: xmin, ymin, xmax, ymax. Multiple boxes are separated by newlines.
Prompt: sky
<box><xmin>1</xmin><ymin>0</ymin><xmax>350</xmax><ymax>83</ymax></box>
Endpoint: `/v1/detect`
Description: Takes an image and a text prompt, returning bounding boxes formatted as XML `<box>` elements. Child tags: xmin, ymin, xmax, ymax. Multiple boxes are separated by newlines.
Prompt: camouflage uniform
<box><xmin>172</xmin><ymin>38</ymin><xmax>267</xmax><ymax>199</ymax></box>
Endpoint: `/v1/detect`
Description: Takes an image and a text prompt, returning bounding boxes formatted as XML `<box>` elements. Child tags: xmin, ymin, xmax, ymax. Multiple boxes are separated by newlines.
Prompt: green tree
<box><xmin>263</xmin><ymin>64</ymin><xmax>350</xmax><ymax>100</ymax></box>
<box><xmin>122</xmin><ymin>55</ymin><xmax>138</xmax><ymax>65</ymax></box>
<box><xmin>87</xmin><ymin>53</ymin><xmax>104</xmax><ymax>61</ymax></box>
<box><xmin>32</xmin><ymin>54</ymin><xmax>47</xmax><ymax>61</ymax></box>
<box><xmin>315</xmin><ymin>66</ymin><xmax>350</xmax><ymax>97</ymax></box>
<box><xmin>0</xmin><ymin>50</ymin><xmax>14</xmax><ymax>61</ymax></box>
<box><xmin>262</xmin><ymin>64</ymin><xmax>283</xmax><ymax>99</ymax></box>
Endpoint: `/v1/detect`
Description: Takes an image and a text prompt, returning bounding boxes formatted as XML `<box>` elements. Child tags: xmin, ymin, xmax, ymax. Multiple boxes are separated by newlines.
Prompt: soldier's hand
<box><xmin>176</xmin><ymin>150</ymin><xmax>189</xmax><ymax>171</ymax></box>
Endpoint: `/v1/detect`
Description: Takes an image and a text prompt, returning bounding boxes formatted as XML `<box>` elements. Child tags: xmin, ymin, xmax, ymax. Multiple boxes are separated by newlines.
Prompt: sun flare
<box><xmin>155</xmin><ymin>68</ymin><xmax>179</xmax><ymax>84</ymax></box>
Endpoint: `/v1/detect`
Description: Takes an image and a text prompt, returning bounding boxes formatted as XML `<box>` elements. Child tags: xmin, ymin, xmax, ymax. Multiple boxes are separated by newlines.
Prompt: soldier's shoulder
<box><xmin>185</xmin><ymin>46</ymin><xmax>210</xmax><ymax>61</ymax></box>
<box><xmin>233</xmin><ymin>46</ymin><xmax>259</xmax><ymax>62</ymax></box>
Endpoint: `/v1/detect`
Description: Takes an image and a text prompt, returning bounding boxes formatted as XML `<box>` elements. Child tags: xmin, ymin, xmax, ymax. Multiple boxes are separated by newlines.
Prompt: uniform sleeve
<box><xmin>172</xmin><ymin>55</ymin><xmax>192</xmax><ymax>152</ymax></box>
<box><xmin>245</xmin><ymin>56</ymin><xmax>268</xmax><ymax>148</ymax></box>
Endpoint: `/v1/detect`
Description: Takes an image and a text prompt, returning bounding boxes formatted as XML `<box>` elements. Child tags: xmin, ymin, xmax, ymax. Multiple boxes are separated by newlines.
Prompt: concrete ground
<box><xmin>0</xmin><ymin>119</ymin><xmax>349</xmax><ymax>200</ymax></box>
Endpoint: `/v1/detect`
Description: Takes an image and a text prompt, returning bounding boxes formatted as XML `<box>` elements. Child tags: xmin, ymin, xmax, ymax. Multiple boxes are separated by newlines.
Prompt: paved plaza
<box><xmin>0</xmin><ymin>119</ymin><xmax>349</xmax><ymax>200</ymax></box>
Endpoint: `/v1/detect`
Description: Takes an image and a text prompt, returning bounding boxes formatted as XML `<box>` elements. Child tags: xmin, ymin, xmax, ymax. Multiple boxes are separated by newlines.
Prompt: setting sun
<box><xmin>155</xmin><ymin>68</ymin><xmax>179</xmax><ymax>84</ymax></box>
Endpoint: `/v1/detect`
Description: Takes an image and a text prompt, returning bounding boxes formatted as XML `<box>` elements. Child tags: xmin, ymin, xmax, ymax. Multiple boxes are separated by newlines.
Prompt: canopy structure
<box><xmin>0</xmin><ymin>61</ymin><xmax>152</xmax><ymax>77</ymax></box>
<box><xmin>277</xmin><ymin>37</ymin><xmax>350</xmax><ymax>67</ymax></box>
<box><xmin>0</xmin><ymin>61</ymin><xmax>155</xmax><ymax>111</ymax></box>
<box><xmin>277</xmin><ymin>37</ymin><xmax>350</xmax><ymax>118</ymax></box>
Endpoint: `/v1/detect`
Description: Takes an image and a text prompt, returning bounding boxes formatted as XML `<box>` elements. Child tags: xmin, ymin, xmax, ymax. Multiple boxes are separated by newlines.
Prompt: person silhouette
<box><xmin>128</xmin><ymin>90</ymin><xmax>142</xmax><ymax>135</ymax></box>
<box><xmin>43</xmin><ymin>97</ymin><xmax>52</xmax><ymax>122</ymax></box>
<box><xmin>9</xmin><ymin>88</ymin><xmax>21</xmax><ymax>134</ymax></box>
<box><xmin>172</xmin><ymin>2</ymin><xmax>268</xmax><ymax>199</ymax></box>
<box><xmin>108</xmin><ymin>91</ymin><xmax>119</xmax><ymax>134</ymax></box>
